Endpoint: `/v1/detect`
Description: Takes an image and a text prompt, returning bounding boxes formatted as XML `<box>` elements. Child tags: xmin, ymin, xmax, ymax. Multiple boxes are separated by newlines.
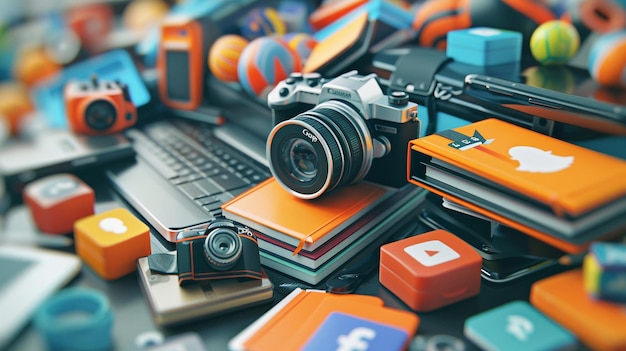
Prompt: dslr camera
<box><xmin>267</xmin><ymin>71</ymin><xmax>420</xmax><ymax>199</ymax></box>
<box><xmin>64</xmin><ymin>75</ymin><xmax>137</xmax><ymax>135</ymax></box>
<box><xmin>176</xmin><ymin>217</ymin><xmax>262</xmax><ymax>286</ymax></box>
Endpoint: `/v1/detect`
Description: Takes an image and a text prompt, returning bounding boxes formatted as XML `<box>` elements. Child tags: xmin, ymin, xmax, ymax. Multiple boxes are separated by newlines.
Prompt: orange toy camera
<box><xmin>64</xmin><ymin>76</ymin><xmax>137</xmax><ymax>135</ymax></box>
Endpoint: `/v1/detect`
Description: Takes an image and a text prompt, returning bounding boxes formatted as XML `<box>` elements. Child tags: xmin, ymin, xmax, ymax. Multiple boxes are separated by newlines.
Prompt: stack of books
<box><xmin>221</xmin><ymin>178</ymin><xmax>426</xmax><ymax>284</ymax></box>
<box><xmin>408</xmin><ymin>118</ymin><xmax>626</xmax><ymax>253</ymax></box>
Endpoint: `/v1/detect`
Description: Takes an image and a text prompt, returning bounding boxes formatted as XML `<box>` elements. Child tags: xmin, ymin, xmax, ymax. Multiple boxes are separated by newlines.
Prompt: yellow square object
<box><xmin>74</xmin><ymin>207</ymin><xmax>150</xmax><ymax>280</ymax></box>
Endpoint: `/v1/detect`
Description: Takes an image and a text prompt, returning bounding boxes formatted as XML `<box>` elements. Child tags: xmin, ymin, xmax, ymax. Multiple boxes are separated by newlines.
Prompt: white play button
<box><xmin>403</xmin><ymin>240</ymin><xmax>460</xmax><ymax>267</ymax></box>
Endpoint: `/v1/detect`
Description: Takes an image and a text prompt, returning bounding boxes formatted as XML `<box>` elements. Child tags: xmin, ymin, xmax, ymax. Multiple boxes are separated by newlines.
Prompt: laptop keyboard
<box><xmin>126</xmin><ymin>119</ymin><xmax>271</xmax><ymax>217</ymax></box>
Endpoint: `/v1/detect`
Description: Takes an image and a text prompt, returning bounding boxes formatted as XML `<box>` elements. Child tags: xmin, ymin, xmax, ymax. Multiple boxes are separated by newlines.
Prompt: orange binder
<box><xmin>407</xmin><ymin>118</ymin><xmax>626</xmax><ymax>253</ymax></box>
<box><xmin>228</xmin><ymin>289</ymin><xmax>419</xmax><ymax>351</ymax></box>
<box><xmin>221</xmin><ymin>178</ymin><xmax>392</xmax><ymax>254</ymax></box>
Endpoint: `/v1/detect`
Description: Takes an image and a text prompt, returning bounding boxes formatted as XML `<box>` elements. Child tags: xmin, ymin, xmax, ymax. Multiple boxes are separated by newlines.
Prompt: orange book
<box><xmin>221</xmin><ymin>178</ymin><xmax>393</xmax><ymax>255</ymax></box>
<box><xmin>408</xmin><ymin>118</ymin><xmax>626</xmax><ymax>253</ymax></box>
<box><xmin>228</xmin><ymin>289</ymin><xmax>419</xmax><ymax>351</ymax></box>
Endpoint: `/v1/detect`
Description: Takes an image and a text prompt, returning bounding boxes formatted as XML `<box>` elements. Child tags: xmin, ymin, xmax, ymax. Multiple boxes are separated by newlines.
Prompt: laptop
<box><xmin>105</xmin><ymin>77</ymin><xmax>273</xmax><ymax>243</ymax></box>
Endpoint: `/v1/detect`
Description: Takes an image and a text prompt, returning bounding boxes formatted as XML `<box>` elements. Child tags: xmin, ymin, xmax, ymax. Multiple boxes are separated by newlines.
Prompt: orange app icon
<box><xmin>380</xmin><ymin>229</ymin><xmax>482</xmax><ymax>311</ymax></box>
<box><xmin>74</xmin><ymin>207</ymin><xmax>150</xmax><ymax>280</ymax></box>
<box><xmin>531</xmin><ymin>269</ymin><xmax>626</xmax><ymax>351</ymax></box>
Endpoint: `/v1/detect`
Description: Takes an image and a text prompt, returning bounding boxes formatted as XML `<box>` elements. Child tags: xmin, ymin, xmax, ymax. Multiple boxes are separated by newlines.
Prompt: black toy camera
<box><xmin>176</xmin><ymin>217</ymin><xmax>262</xmax><ymax>286</ymax></box>
<box><xmin>266</xmin><ymin>71</ymin><xmax>420</xmax><ymax>199</ymax></box>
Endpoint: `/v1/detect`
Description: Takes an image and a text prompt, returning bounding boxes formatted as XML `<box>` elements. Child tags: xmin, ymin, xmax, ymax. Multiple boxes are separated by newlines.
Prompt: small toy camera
<box><xmin>267</xmin><ymin>71</ymin><xmax>420</xmax><ymax>199</ymax></box>
<box><xmin>175</xmin><ymin>217</ymin><xmax>263</xmax><ymax>286</ymax></box>
<box><xmin>64</xmin><ymin>75</ymin><xmax>137</xmax><ymax>135</ymax></box>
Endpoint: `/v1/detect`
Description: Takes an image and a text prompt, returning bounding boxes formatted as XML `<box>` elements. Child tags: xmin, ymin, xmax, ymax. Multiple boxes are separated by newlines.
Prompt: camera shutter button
<box><xmin>304</xmin><ymin>72</ymin><xmax>322</xmax><ymax>87</ymax></box>
<box><xmin>389</xmin><ymin>91</ymin><xmax>409</xmax><ymax>106</ymax></box>
<box><xmin>289</xmin><ymin>72</ymin><xmax>304</xmax><ymax>80</ymax></box>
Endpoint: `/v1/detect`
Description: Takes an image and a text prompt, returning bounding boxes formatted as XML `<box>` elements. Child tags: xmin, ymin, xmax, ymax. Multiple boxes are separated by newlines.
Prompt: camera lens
<box><xmin>267</xmin><ymin>100</ymin><xmax>373</xmax><ymax>199</ymax></box>
<box><xmin>203</xmin><ymin>228</ymin><xmax>242</xmax><ymax>270</ymax></box>
<box><xmin>85</xmin><ymin>99</ymin><xmax>117</xmax><ymax>131</ymax></box>
<box><xmin>284</xmin><ymin>138</ymin><xmax>318</xmax><ymax>182</ymax></box>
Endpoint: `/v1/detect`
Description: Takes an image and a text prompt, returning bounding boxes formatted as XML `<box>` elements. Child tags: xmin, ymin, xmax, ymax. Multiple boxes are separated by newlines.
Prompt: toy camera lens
<box><xmin>267</xmin><ymin>101</ymin><xmax>373</xmax><ymax>199</ymax></box>
<box><xmin>203</xmin><ymin>228</ymin><xmax>242</xmax><ymax>270</ymax></box>
<box><xmin>85</xmin><ymin>100</ymin><xmax>117</xmax><ymax>131</ymax></box>
<box><xmin>284</xmin><ymin>138</ymin><xmax>318</xmax><ymax>183</ymax></box>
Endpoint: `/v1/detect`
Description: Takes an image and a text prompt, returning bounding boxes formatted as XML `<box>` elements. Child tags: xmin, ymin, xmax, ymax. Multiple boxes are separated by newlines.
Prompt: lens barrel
<box><xmin>267</xmin><ymin>101</ymin><xmax>373</xmax><ymax>199</ymax></box>
<box><xmin>203</xmin><ymin>228</ymin><xmax>242</xmax><ymax>270</ymax></box>
<box><xmin>85</xmin><ymin>99</ymin><xmax>117</xmax><ymax>131</ymax></box>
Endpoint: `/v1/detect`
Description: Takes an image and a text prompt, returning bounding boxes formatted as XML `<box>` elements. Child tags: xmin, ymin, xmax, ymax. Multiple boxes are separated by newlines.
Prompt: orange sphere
<box><xmin>208</xmin><ymin>34</ymin><xmax>249</xmax><ymax>83</ymax></box>
<box><xmin>0</xmin><ymin>82</ymin><xmax>34</xmax><ymax>135</ymax></box>
<box><xmin>12</xmin><ymin>47</ymin><xmax>61</xmax><ymax>87</ymax></box>
<box><xmin>122</xmin><ymin>0</ymin><xmax>170</xmax><ymax>33</ymax></box>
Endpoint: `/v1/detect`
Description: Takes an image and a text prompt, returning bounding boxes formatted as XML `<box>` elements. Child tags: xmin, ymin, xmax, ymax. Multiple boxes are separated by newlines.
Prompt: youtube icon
<box><xmin>380</xmin><ymin>230</ymin><xmax>482</xmax><ymax>311</ymax></box>
<box><xmin>404</xmin><ymin>239</ymin><xmax>461</xmax><ymax>267</ymax></box>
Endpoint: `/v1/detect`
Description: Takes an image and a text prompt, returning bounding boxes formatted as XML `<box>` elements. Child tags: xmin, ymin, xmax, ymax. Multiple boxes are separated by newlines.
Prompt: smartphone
<box><xmin>417</xmin><ymin>193</ymin><xmax>567</xmax><ymax>283</ymax></box>
<box><xmin>464</xmin><ymin>72</ymin><xmax>626</xmax><ymax>136</ymax></box>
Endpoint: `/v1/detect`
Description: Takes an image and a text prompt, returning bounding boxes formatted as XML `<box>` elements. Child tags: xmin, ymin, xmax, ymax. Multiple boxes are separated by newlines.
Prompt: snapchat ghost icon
<box><xmin>509</xmin><ymin>146</ymin><xmax>574</xmax><ymax>173</ymax></box>
<box><xmin>99</xmin><ymin>217</ymin><xmax>128</xmax><ymax>235</ymax></box>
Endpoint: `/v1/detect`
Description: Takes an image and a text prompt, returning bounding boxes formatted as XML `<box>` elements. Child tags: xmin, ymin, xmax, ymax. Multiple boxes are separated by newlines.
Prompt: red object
<box><xmin>65</xmin><ymin>3</ymin><xmax>114</xmax><ymax>52</ymax></box>
<box><xmin>380</xmin><ymin>229</ymin><xmax>482</xmax><ymax>311</ymax></box>
<box><xmin>23</xmin><ymin>174</ymin><xmax>95</xmax><ymax>234</ymax></box>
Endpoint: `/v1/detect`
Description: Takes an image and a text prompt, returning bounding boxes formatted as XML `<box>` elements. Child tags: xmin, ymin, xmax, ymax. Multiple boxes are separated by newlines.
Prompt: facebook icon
<box><xmin>302</xmin><ymin>312</ymin><xmax>409</xmax><ymax>351</ymax></box>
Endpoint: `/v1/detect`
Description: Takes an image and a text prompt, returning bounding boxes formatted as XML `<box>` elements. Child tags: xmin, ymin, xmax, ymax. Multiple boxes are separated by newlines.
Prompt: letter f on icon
<box><xmin>337</xmin><ymin>327</ymin><xmax>376</xmax><ymax>351</ymax></box>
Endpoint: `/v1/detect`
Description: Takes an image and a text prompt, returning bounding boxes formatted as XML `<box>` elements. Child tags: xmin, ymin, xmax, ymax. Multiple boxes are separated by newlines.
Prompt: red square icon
<box><xmin>380</xmin><ymin>229</ymin><xmax>482</xmax><ymax>311</ymax></box>
<box><xmin>23</xmin><ymin>173</ymin><xmax>95</xmax><ymax>234</ymax></box>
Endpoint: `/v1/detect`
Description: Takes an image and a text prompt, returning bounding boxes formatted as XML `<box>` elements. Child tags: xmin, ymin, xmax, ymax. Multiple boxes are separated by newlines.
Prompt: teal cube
<box><xmin>447</xmin><ymin>27</ymin><xmax>522</xmax><ymax>66</ymax></box>
<box><xmin>464</xmin><ymin>300</ymin><xmax>577</xmax><ymax>351</ymax></box>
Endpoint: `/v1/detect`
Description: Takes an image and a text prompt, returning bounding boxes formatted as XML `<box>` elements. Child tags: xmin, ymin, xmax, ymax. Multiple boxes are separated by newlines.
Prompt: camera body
<box><xmin>176</xmin><ymin>217</ymin><xmax>262</xmax><ymax>286</ymax></box>
<box><xmin>64</xmin><ymin>75</ymin><xmax>137</xmax><ymax>135</ymax></box>
<box><xmin>267</xmin><ymin>71</ymin><xmax>420</xmax><ymax>199</ymax></box>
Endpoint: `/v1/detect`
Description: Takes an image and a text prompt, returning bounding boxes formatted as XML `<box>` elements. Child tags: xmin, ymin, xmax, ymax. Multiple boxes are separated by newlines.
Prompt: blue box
<box><xmin>584</xmin><ymin>242</ymin><xmax>626</xmax><ymax>303</ymax></box>
<box><xmin>447</xmin><ymin>27</ymin><xmax>522</xmax><ymax>67</ymax></box>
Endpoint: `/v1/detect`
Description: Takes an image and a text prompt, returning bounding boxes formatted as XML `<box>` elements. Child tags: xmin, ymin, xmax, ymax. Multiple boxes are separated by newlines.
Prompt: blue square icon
<box><xmin>302</xmin><ymin>312</ymin><xmax>409</xmax><ymax>351</ymax></box>
<box><xmin>464</xmin><ymin>300</ymin><xmax>577</xmax><ymax>351</ymax></box>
